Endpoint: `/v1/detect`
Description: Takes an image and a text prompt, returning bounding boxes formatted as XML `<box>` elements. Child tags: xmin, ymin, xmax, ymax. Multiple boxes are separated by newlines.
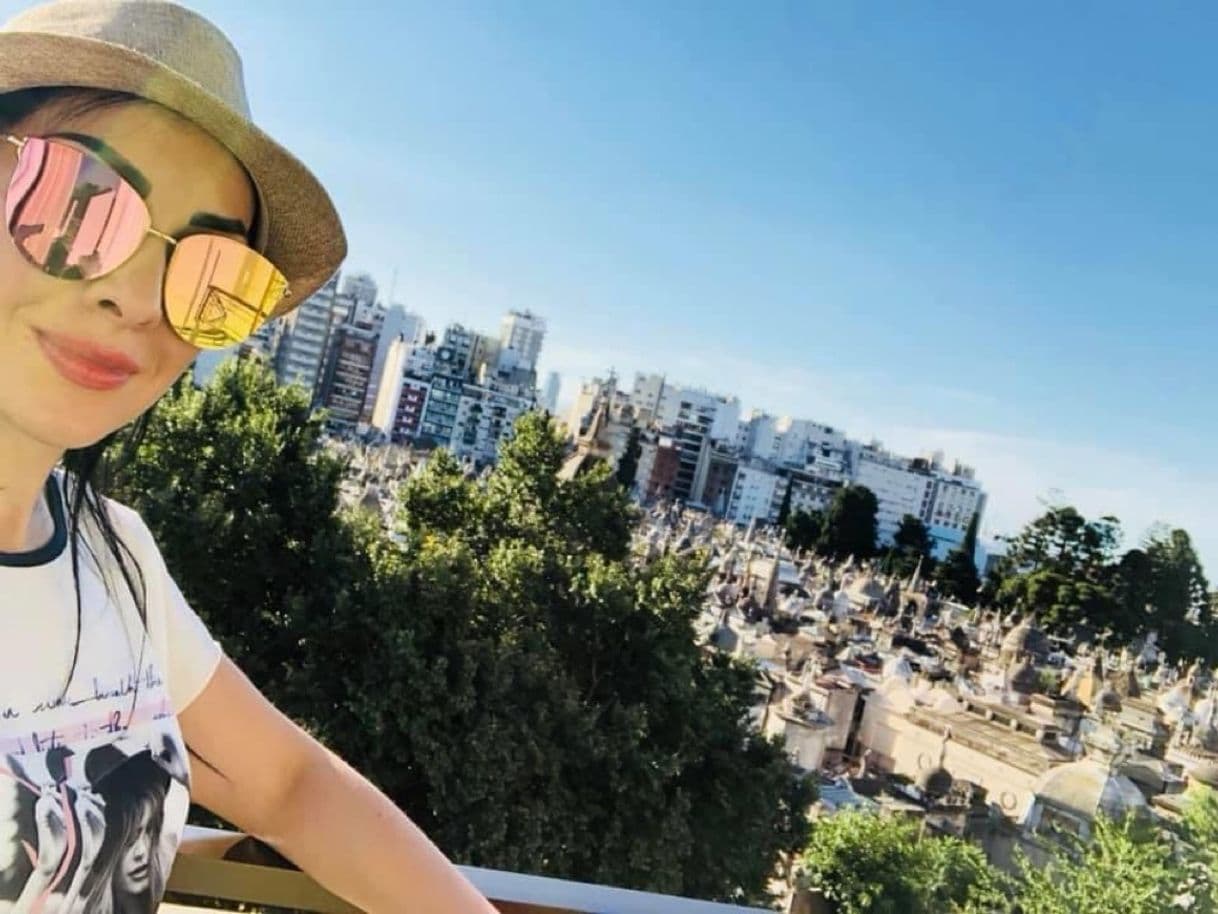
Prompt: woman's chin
<box><xmin>9</xmin><ymin>411</ymin><xmax>127</xmax><ymax>454</ymax></box>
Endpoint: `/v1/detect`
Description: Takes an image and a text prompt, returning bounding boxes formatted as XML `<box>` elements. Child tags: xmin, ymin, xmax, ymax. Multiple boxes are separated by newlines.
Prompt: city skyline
<box><xmin>287</xmin><ymin>268</ymin><xmax>1184</xmax><ymax>570</ymax></box>
<box><xmin>6</xmin><ymin>0</ymin><xmax>1212</xmax><ymax>570</ymax></box>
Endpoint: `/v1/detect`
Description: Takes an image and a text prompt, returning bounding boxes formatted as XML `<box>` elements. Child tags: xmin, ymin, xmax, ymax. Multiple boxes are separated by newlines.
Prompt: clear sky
<box><xmin>4</xmin><ymin>0</ymin><xmax>1216</xmax><ymax>571</ymax></box>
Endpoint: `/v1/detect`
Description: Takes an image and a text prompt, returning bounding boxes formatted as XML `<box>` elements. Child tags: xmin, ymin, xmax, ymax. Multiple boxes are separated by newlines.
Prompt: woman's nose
<box><xmin>87</xmin><ymin>236</ymin><xmax>168</xmax><ymax>330</ymax></box>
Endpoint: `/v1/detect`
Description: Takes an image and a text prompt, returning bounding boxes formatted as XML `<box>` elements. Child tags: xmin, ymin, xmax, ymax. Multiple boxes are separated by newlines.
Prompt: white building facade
<box><xmin>726</xmin><ymin>464</ymin><xmax>786</xmax><ymax>525</ymax></box>
<box><xmin>851</xmin><ymin>446</ymin><xmax>937</xmax><ymax>548</ymax></box>
<box><xmin>499</xmin><ymin>310</ymin><xmax>546</xmax><ymax>370</ymax></box>
<box><xmin>450</xmin><ymin>385</ymin><xmax>535</xmax><ymax>464</ymax></box>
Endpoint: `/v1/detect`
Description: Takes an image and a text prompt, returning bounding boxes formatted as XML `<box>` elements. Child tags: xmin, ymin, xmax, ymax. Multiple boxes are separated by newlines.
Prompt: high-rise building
<box><xmin>315</xmin><ymin>300</ymin><xmax>384</xmax><ymax>429</ymax></box>
<box><xmin>742</xmin><ymin>413</ymin><xmax>846</xmax><ymax>468</ymax></box>
<box><xmin>635</xmin><ymin>432</ymin><xmax>682</xmax><ymax>502</ymax></box>
<box><xmin>541</xmin><ymin>371</ymin><xmax>561</xmax><ymax>414</ymax></box>
<box><xmin>450</xmin><ymin>385</ymin><xmax>534</xmax><ymax>465</ymax></box>
<box><xmin>469</xmin><ymin>332</ymin><xmax>503</xmax><ymax>385</ymax></box>
<box><xmin>499</xmin><ymin>310</ymin><xmax>546</xmax><ymax>369</ymax></box>
<box><xmin>700</xmin><ymin>450</ymin><xmax>740</xmax><ymax>516</ymax></box>
<box><xmin>632</xmin><ymin>374</ymin><xmax>740</xmax><ymax>444</ymax></box>
<box><xmin>342</xmin><ymin>271</ymin><xmax>378</xmax><ymax>307</ymax></box>
<box><xmin>726</xmin><ymin>465</ymin><xmax>785</xmax><ymax>525</ymax></box>
<box><xmin>416</xmin><ymin>324</ymin><xmax>477</xmax><ymax>447</ymax></box>
<box><xmin>275</xmin><ymin>273</ymin><xmax>341</xmax><ymax>396</ymax></box>
<box><xmin>362</xmin><ymin>304</ymin><xmax>424</xmax><ymax>423</ymax></box>
<box><xmin>371</xmin><ymin>335</ymin><xmax>436</xmax><ymax>443</ymax></box>
<box><xmin>850</xmin><ymin>444</ymin><xmax>937</xmax><ymax>548</ymax></box>
<box><xmin>924</xmin><ymin>465</ymin><xmax>986</xmax><ymax>560</ymax></box>
<box><xmin>630</xmin><ymin>373</ymin><xmax>666</xmax><ymax>425</ymax></box>
<box><xmin>844</xmin><ymin>444</ymin><xmax>987</xmax><ymax>558</ymax></box>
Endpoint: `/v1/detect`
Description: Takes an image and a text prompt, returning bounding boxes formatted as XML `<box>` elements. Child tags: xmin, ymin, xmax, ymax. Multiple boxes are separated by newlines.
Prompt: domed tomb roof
<box><xmin>1032</xmin><ymin>759</ymin><xmax>1148</xmax><ymax>823</ymax></box>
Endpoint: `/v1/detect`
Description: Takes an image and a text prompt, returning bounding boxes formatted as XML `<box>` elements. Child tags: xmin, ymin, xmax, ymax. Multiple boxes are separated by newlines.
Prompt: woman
<box><xmin>0</xmin><ymin>1</ymin><xmax>496</xmax><ymax>912</ymax></box>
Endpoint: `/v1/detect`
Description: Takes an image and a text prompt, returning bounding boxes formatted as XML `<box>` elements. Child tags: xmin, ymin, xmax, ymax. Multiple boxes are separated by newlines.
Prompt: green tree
<box><xmin>114</xmin><ymin>360</ymin><xmax>813</xmax><ymax>905</ymax></box>
<box><xmin>785</xmin><ymin>508</ymin><xmax>824</xmax><ymax>554</ymax></box>
<box><xmin>108</xmin><ymin>360</ymin><xmax>351</xmax><ymax>696</ymax></box>
<box><xmin>979</xmin><ymin>552</ymin><xmax>1012</xmax><ymax>608</ymax></box>
<box><xmin>797</xmin><ymin>812</ymin><xmax>1007</xmax><ymax>914</ymax></box>
<box><xmin>1110</xmin><ymin>548</ymin><xmax>1155</xmax><ymax>642</ymax></box>
<box><xmin>997</xmin><ymin>507</ymin><xmax>1123</xmax><ymax>635</ymax></box>
<box><xmin>776</xmin><ymin>481</ymin><xmax>794</xmax><ymax>527</ymax></box>
<box><xmin>615</xmin><ymin>424</ymin><xmax>642</xmax><ymax>492</ymax></box>
<box><xmin>1005</xmin><ymin>507</ymin><xmax>1122</xmax><ymax>582</ymax></box>
<box><xmin>818</xmin><ymin>485</ymin><xmax>879</xmax><ymax>559</ymax></box>
<box><xmin>938</xmin><ymin>512</ymin><xmax>982</xmax><ymax>604</ymax></box>
<box><xmin>1015</xmin><ymin>815</ymin><xmax>1211</xmax><ymax>914</ymax></box>
<box><xmin>890</xmin><ymin>514</ymin><xmax>934</xmax><ymax>580</ymax></box>
<box><xmin>1145</xmin><ymin>528</ymin><xmax>1214</xmax><ymax>662</ymax></box>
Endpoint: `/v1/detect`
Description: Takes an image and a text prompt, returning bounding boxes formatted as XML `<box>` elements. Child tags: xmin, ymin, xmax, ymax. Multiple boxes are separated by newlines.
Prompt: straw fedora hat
<box><xmin>0</xmin><ymin>0</ymin><xmax>346</xmax><ymax>312</ymax></box>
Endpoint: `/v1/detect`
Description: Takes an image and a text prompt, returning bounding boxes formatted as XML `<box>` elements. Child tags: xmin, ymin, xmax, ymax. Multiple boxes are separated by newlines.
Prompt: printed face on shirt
<box><xmin>116</xmin><ymin>799</ymin><xmax>156</xmax><ymax>894</ymax></box>
<box><xmin>0</xmin><ymin>97</ymin><xmax>256</xmax><ymax>450</ymax></box>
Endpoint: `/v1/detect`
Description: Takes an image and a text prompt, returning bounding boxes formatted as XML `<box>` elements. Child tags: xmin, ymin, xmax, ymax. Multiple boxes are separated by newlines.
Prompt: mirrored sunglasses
<box><xmin>2</xmin><ymin>134</ymin><xmax>290</xmax><ymax>350</ymax></box>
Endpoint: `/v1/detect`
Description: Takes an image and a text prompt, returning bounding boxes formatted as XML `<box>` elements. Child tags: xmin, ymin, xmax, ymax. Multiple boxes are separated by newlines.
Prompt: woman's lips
<box><xmin>35</xmin><ymin>330</ymin><xmax>140</xmax><ymax>392</ymax></box>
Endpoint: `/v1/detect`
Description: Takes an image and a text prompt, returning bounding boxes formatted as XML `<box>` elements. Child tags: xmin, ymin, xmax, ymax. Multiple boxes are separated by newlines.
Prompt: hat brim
<box><xmin>0</xmin><ymin>31</ymin><xmax>346</xmax><ymax>315</ymax></box>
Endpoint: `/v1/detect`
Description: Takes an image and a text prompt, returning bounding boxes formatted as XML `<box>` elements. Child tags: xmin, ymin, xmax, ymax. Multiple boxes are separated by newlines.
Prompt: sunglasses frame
<box><xmin>2</xmin><ymin>133</ymin><xmax>291</xmax><ymax>348</ymax></box>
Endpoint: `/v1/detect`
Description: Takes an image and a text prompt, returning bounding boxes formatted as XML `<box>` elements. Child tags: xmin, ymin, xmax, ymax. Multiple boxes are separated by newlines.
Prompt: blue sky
<box><xmin>5</xmin><ymin>1</ymin><xmax>1216</xmax><ymax>571</ymax></box>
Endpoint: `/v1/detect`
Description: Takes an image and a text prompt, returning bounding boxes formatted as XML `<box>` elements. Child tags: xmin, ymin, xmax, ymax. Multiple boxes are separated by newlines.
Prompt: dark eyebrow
<box><xmin>187</xmin><ymin>212</ymin><xmax>251</xmax><ymax>239</ymax></box>
<box><xmin>51</xmin><ymin>132</ymin><xmax>151</xmax><ymax>198</ymax></box>
<box><xmin>48</xmin><ymin>133</ymin><xmax>251</xmax><ymax>241</ymax></box>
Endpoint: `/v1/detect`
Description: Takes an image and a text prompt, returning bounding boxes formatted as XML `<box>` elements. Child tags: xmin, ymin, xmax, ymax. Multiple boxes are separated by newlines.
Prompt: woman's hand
<box><xmin>61</xmin><ymin>788</ymin><xmax>106</xmax><ymax>913</ymax></box>
<box><xmin>15</xmin><ymin>786</ymin><xmax>73</xmax><ymax>910</ymax></box>
<box><xmin>73</xmin><ymin>789</ymin><xmax>105</xmax><ymax>870</ymax></box>
<box><xmin>28</xmin><ymin>787</ymin><xmax>69</xmax><ymax>878</ymax></box>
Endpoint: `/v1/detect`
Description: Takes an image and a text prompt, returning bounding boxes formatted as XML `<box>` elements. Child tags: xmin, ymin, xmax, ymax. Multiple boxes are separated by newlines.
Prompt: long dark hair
<box><xmin>1</xmin><ymin>88</ymin><xmax>155</xmax><ymax>698</ymax></box>
<box><xmin>4</xmin><ymin>89</ymin><xmax>229</xmax><ymax>788</ymax></box>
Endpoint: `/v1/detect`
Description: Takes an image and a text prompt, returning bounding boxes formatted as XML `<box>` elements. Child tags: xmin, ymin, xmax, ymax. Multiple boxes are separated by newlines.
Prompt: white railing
<box><xmin>168</xmin><ymin>826</ymin><xmax>778</xmax><ymax>914</ymax></box>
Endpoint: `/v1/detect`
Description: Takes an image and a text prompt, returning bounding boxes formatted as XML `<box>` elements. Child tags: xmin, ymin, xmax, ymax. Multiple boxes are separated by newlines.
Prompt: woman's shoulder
<box><xmin>53</xmin><ymin>469</ymin><xmax>161</xmax><ymax>560</ymax></box>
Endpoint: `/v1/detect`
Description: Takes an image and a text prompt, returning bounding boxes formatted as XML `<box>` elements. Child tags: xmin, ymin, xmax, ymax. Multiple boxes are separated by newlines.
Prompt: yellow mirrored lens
<box><xmin>163</xmin><ymin>235</ymin><xmax>288</xmax><ymax>349</ymax></box>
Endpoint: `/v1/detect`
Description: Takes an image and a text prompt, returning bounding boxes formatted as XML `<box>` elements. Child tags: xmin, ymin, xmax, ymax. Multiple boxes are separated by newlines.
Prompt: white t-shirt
<box><xmin>0</xmin><ymin>473</ymin><xmax>223</xmax><ymax>913</ymax></box>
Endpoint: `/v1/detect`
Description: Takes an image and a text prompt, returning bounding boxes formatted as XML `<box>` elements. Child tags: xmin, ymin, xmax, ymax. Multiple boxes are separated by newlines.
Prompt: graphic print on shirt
<box><xmin>0</xmin><ymin>628</ymin><xmax>189</xmax><ymax>914</ymax></box>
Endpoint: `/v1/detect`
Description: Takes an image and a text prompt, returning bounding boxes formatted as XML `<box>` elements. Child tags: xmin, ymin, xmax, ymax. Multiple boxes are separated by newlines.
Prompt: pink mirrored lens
<box><xmin>4</xmin><ymin>137</ymin><xmax>150</xmax><ymax>280</ymax></box>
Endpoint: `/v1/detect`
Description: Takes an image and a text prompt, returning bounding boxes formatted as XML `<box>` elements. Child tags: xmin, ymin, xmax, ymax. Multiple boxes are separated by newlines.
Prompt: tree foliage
<box><xmin>1015</xmin><ymin>815</ymin><xmax>1212</xmax><ymax>914</ymax></box>
<box><xmin>1183</xmin><ymin>783</ymin><xmax>1218</xmax><ymax>912</ymax></box>
<box><xmin>890</xmin><ymin>514</ymin><xmax>934</xmax><ymax>581</ymax></box>
<box><xmin>784</xmin><ymin>508</ymin><xmax>824</xmax><ymax>554</ymax></box>
<box><xmin>1145</xmin><ymin>528</ymin><xmax>1214</xmax><ymax>661</ymax></box>
<box><xmin>112</xmin><ymin>359</ymin><xmax>813</xmax><ymax>905</ymax></box>
<box><xmin>817</xmin><ymin>485</ymin><xmax>879</xmax><ymax>559</ymax></box>
<box><xmin>615</xmin><ymin>424</ymin><xmax>642</xmax><ymax>492</ymax></box>
<box><xmin>938</xmin><ymin>512</ymin><xmax>981</xmax><ymax>604</ymax></box>
<box><xmin>1005</xmin><ymin>507</ymin><xmax>1123</xmax><ymax>581</ymax></box>
<box><xmin>799</xmin><ymin>810</ymin><xmax>1218</xmax><ymax>914</ymax></box>
<box><xmin>797</xmin><ymin>812</ymin><xmax>1006</xmax><ymax>914</ymax></box>
<box><xmin>776</xmin><ymin>481</ymin><xmax>794</xmax><ymax>527</ymax></box>
<box><xmin>990</xmin><ymin>505</ymin><xmax>1215</xmax><ymax>662</ymax></box>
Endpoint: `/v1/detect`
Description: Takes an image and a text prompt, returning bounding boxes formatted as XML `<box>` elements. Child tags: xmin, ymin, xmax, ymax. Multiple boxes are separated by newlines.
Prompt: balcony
<box><xmin>165</xmin><ymin>826</ymin><xmax>778</xmax><ymax>914</ymax></box>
